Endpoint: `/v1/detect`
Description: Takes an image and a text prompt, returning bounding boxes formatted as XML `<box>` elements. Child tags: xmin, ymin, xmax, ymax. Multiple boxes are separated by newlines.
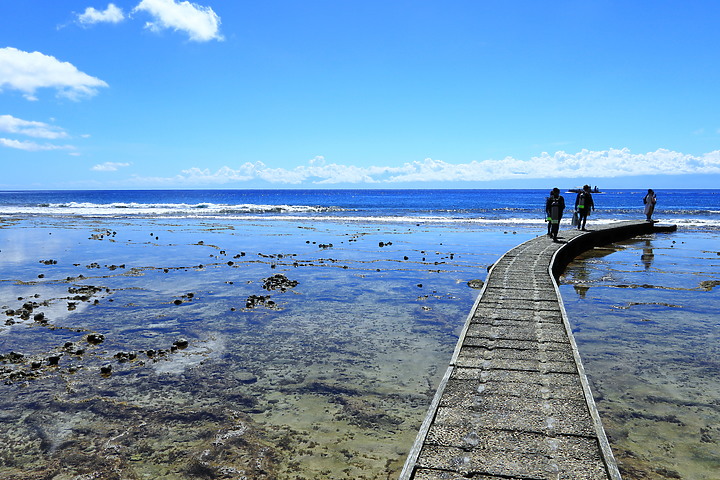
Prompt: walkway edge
<box><xmin>399</xmin><ymin>256</ymin><xmax>502</xmax><ymax>480</ymax></box>
<box><xmin>549</xmin><ymin>242</ymin><xmax>622</xmax><ymax>480</ymax></box>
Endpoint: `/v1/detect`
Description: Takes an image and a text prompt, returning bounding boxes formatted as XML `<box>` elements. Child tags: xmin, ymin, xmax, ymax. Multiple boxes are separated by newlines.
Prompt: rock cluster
<box><xmin>173</xmin><ymin>292</ymin><xmax>195</xmax><ymax>305</ymax></box>
<box><xmin>68</xmin><ymin>285</ymin><xmax>107</xmax><ymax>302</ymax></box>
<box><xmin>262</xmin><ymin>274</ymin><xmax>299</xmax><ymax>292</ymax></box>
<box><xmin>245</xmin><ymin>294</ymin><xmax>274</xmax><ymax>309</ymax></box>
<box><xmin>0</xmin><ymin>351</ymin><xmax>24</xmax><ymax>363</ymax></box>
<box><xmin>4</xmin><ymin>298</ymin><xmax>51</xmax><ymax>325</ymax></box>
<box><xmin>89</xmin><ymin>230</ymin><xmax>117</xmax><ymax>240</ymax></box>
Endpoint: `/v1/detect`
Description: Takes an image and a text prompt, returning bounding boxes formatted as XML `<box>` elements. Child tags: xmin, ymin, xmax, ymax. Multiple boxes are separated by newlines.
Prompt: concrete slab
<box><xmin>433</xmin><ymin>404</ymin><xmax>595</xmax><ymax>437</ymax></box>
<box><xmin>413</xmin><ymin>470</ymin><xmax>528</xmax><ymax>480</ymax></box>
<box><xmin>453</xmin><ymin>345</ymin><xmax>575</xmax><ymax>363</ymax></box>
<box><xmin>461</xmin><ymin>336</ymin><xmax>570</xmax><ymax>352</ymax></box>
<box><xmin>471</xmin><ymin>307</ymin><xmax>564</xmax><ymax>324</ymax></box>
<box><xmin>438</xmin><ymin>378</ymin><xmax>586</xmax><ymax>404</ymax></box>
<box><xmin>416</xmin><ymin>444</ymin><xmax>608</xmax><ymax>479</ymax></box>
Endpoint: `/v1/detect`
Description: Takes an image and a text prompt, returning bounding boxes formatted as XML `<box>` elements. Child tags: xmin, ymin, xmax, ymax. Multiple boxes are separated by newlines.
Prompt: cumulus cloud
<box><xmin>133</xmin><ymin>149</ymin><xmax>720</xmax><ymax>186</ymax></box>
<box><xmin>77</xmin><ymin>3</ymin><xmax>125</xmax><ymax>25</ymax></box>
<box><xmin>133</xmin><ymin>0</ymin><xmax>223</xmax><ymax>42</ymax></box>
<box><xmin>0</xmin><ymin>138</ymin><xmax>75</xmax><ymax>152</ymax></box>
<box><xmin>0</xmin><ymin>47</ymin><xmax>108</xmax><ymax>101</ymax></box>
<box><xmin>0</xmin><ymin>115</ymin><xmax>68</xmax><ymax>139</ymax></box>
<box><xmin>383</xmin><ymin>149</ymin><xmax>720</xmax><ymax>183</ymax></box>
<box><xmin>0</xmin><ymin>114</ymin><xmax>77</xmax><ymax>153</ymax></box>
<box><xmin>160</xmin><ymin>157</ymin><xmax>406</xmax><ymax>186</ymax></box>
<box><xmin>92</xmin><ymin>161</ymin><xmax>131</xmax><ymax>171</ymax></box>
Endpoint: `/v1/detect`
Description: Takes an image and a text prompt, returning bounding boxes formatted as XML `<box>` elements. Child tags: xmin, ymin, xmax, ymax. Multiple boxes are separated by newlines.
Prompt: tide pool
<box><xmin>0</xmin><ymin>216</ymin><xmax>533</xmax><ymax>479</ymax></box>
<box><xmin>561</xmin><ymin>230</ymin><xmax>720</xmax><ymax>480</ymax></box>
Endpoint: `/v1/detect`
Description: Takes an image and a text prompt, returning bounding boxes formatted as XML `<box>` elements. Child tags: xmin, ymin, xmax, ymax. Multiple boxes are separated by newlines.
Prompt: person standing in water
<box><xmin>643</xmin><ymin>188</ymin><xmax>657</xmax><ymax>222</ymax></box>
<box><xmin>545</xmin><ymin>187</ymin><xmax>565</xmax><ymax>241</ymax></box>
<box><xmin>575</xmin><ymin>185</ymin><xmax>595</xmax><ymax>230</ymax></box>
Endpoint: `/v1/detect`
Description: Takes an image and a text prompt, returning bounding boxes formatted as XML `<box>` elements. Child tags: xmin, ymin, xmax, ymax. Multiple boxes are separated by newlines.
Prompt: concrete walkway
<box><xmin>400</xmin><ymin>221</ymin><xmax>676</xmax><ymax>480</ymax></box>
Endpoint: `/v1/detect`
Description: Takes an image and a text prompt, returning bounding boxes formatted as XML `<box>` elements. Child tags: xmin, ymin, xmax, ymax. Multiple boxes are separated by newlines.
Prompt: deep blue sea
<box><xmin>1</xmin><ymin>189</ymin><xmax>719</xmax><ymax>228</ymax></box>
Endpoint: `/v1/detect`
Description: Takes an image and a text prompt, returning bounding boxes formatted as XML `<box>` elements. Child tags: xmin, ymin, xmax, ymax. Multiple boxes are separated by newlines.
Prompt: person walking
<box><xmin>574</xmin><ymin>184</ymin><xmax>595</xmax><ymax>230</ymax></box>
<box><xmin>545</xmin><ymin>189</ymin><xmax>554</xmax><ymax>236</ymax></box>
<box><xmin>545</xmin><ymin>187</ymin><xmax>565</xmax><ymax>241</ymax></box>
<box><xmin>643</xmin><ymin>188</ymin><xmax>657</xmax><ymax>222</ymax></box>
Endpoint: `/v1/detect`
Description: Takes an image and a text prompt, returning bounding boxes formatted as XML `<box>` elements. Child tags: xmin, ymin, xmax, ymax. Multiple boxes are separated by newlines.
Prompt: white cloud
<box><xmin>308</xmin><ymin>155</ymin><xmax>326</xmax><ymax>166</ymax></box>
<box><xmin>384</xmin><ymin>148</ymin><xmax>720</xmax><ymax>183</ymax></box>
<box><xmin>163</xmin><ymin>159</ymin><xmax>401</xmax><ymax>185</ymax></box>
<box><xmin>131</xmin><ymin>149</ymin><xmax>720</xmax><ymax>186</ymax></box>
<box><xmin>77</xmin><ymin>3</ymin><xmax>125</xmax><ymax>25</ymax></box>
<box><xmin>133</xmin><ymin>0</ymin><xmax>223</xmax><ymax>42</ymax></box>
<box><xmin>92</xmin><ymin>162</ymin><xmax>131</xmax><ymax>171</ymax></box>
<box><xmin>0</xmin><ymin>138</ymin><xmax>75</xmax><ymax>152</ymax></box>
<box><xmin>0</xmin><ymin>47</ymin><xmax>108</xmax><ymax>101</ymax></box>
<box><xmin>0</xmin><ymin>115</ymin><xmax>68</xmax><ymax>139</ymax></box>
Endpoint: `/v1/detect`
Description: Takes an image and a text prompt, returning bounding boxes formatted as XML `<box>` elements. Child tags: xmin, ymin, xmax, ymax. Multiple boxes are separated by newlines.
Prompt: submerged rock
<box><xmin>699</xmin><ymin>280</ymin><xmax>720</xmax><ymax>291</ymax></box>
<box><xmin>3</xmin><ymin>351</ymin><xmax>24</xmax><ymax>362</ymax></box>
<box><xmin>233</xmin><ymin>370</ymin><xmax>258</xmax><ymax>384</ymax></box>
<box><xmin>467</xmin><ymin>279</ymin><xmax>485</xmax><ymax>289</ymax></box>
<box><xmin>86</xmin><ymin>333</ymin><xmax>105</xmax><ymax>345</ymax></box>
<box><xmin>114</xmin><ymin>351</ymin><xmax>137</xmax><ymax>362</ymax></box>
<box><xmin>47</xmin><ymin>355</ymin><xmax>62</xmax><ymax>366</ymax></box>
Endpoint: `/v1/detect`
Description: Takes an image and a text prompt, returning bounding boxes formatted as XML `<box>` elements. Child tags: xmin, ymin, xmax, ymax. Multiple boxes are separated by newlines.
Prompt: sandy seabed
<box><xmin>0</xmin><ymin>216</ymin><xmax>530</xmax><ymax>480</ymax></box>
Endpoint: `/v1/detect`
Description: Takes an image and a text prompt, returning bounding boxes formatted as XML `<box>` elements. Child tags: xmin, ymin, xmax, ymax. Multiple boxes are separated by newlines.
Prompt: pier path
<box><xmin>400</xmin><ymin>221</ymin><xmax>676</xmax><ymax>480</ymax></box>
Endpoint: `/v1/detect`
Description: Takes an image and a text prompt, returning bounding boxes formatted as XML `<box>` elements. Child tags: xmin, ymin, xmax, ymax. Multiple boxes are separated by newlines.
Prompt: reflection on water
<box><xmin>0</xmin><ymin>217</ymin><xmax>532</xmax><ymax>479</ymax></box>
<box><xmin>560</xmin><ymin>232</ymin><xmax>720</xmax><ymax>480</ymax></box>
<box><xmin>641</xmin><ymin>240</ymin><xmax>655</xmax><ymax>271</ymax></box>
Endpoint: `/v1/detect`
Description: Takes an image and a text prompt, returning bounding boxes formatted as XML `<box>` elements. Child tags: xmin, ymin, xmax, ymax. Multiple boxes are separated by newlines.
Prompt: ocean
<box><xmin>0</xmin><ymin>189</ymin><xmax>718</xmax><ymax>227</ymax></box>
<box><xmin>0</xmin><ymin>189</ymin><xmax>718</xmax><ymax>479</ymax></box>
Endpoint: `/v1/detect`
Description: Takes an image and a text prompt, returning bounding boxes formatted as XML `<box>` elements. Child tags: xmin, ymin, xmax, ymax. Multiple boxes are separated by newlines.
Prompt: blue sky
<box><xmin>1</xmin><ymin>0</ymin><xmax>719</xmax><ymax>189</ymax></box>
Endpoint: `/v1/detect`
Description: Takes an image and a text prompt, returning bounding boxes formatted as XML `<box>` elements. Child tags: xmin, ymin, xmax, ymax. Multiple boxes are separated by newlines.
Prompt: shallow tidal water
<box><xmin>560</xmin><ymin>230</ymin><xmax>720</xmax><ymax>480</ymax></box>
<box><xmin>0</xmin><ymin>216</ymin><xmax>533</xmax><ymax>479</ymax></box>
<box><xmin>3</xmin><ymin>213</ymin><xmax>718</xmax><ymax>480</ymax></box>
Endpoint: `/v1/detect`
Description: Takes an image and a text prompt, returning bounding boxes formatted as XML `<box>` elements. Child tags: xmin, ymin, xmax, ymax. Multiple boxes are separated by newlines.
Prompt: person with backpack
<box><xmin>545</xmin><ymin>189</ymin><xmax>554</xmax><ymax>236</ymax></box>
<box><xmin>575</xmin><ymin>184</ymin><xmax>595</xmax><ymax>230</ymax></box>
<box><xmin>545</xmin><ymin>187</ymin><xmax>565</xmax><ymax>241</ymax></box>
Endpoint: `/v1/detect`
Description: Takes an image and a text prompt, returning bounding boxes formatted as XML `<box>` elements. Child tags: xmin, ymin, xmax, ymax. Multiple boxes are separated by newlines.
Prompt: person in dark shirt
<box><xmin>545</xmin><ymin>187</ymin><xmax>565</xmax><ymax>241</ymax></box>
<box><xmin>574</xmin><ymin>184</ymin><xmax>595</xmax><ymax>230</ymax></box>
